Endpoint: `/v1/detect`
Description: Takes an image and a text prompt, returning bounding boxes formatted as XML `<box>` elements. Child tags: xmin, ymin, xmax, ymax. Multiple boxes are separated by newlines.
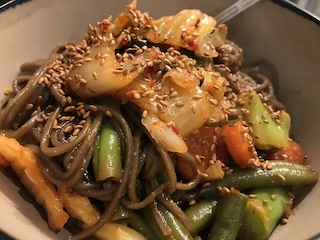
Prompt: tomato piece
<box><xmin>176</xmin><ymin>126</ymin><xmax>229</xmax><ymax>182</ymax></box>
<box><xmin>221</xmin><ymin>121</ymin><xmax>255</xmax><ymax>167</ymax></box>
<box><xmin>266</xmin><ymin>140</ymin><xmax>306</xmax><ymax>164</ymax></box>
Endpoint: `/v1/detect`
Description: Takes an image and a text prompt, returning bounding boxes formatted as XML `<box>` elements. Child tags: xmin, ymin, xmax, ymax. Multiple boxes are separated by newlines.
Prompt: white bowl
<box><xmin>0</xmin><ymin>0</ymin><xmax>319</xmax><ymax>239</ymax></box>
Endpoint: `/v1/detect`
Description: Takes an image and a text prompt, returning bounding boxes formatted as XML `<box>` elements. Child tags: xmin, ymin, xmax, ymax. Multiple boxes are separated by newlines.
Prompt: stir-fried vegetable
<box><xmin>221</xmin><ymin>120</ymin><xmax>255</xmax><ymax>167</ymax></box>
<box><xmin>154</xmin><ymin>202</ymin><xmax>194</xmax><ymax>240</ymax></box>
<box><xmin>0</xmin><ymin>136</ymin><xmax>69</xmax><ymax>231</ymax></box>
<box><xmin>176</xmin><ymin>126</ymin><xmax>228</xmax><ymax>182</ymax></box>
<box><xmin>208</xmin><ymin>192</ymin><xmax>248</xmax><ymax>240</ymax></box>
<box><xmin>92</xmin><ymin>120</ymin><xmax>122</xmax><ymax>181</ymax></box>
<box><xmin>199</xmin><ymin>160</ymin><xmax>318</xmax><ymax>197</ymax></box>
<box><xmin>266</xmin><ymin>139</ymin><xmax>306</xmax><ymax>164</ymax></box>
<box><xmin>59</xmin><ymin>188</ymin><xmax>147</xmax><ymax>240</ymax></box>
<box><xmin>238</xmin><ymin>187</ymin><xmax>292</xmax><ymax>240</ymax></box>
<box><xmin>184</xmin><ymin>199</ymin><xmax>218</xmax><ymax>235</ymax></box>
<box><xmin>239</xmin><ymin>91</ymin><xmax>291</xmax><ymax>150</ymax></box>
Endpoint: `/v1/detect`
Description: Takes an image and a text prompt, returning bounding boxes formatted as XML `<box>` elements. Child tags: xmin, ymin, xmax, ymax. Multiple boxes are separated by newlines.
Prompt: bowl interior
<box><xmin>0</xmin><ymin>0</ymin><xmax>319</xmax><ymax>239</ymax></box>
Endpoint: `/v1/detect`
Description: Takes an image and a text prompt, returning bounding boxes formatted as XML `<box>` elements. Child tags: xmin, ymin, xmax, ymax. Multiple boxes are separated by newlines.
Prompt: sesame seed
<box><xmin>191</xmin><ymin>104</ymin><xmax>197</xmax><ymax>114</ymax></box>
<box><xmin>164</xmin><ymin>65</ymin><xmax>172</xmax><ymax>71</ymax></box>
<box><xmin>156</xmin><ymin>103</ymin><xmax>163</xmax><ymax>111</ymax></box>
<box><xmin>175</xmin><ymin>102</ymin><xmax>184</xmax><ymax>107</ymax></box>
<box><xmin>222</xmin><ymin>187</ymin><xmax>231</xmax><ymax>193</ymax></box>
<box><xmin>271</xmin><ymin>194</ymin><xmax>278</xmax><ymax>200</ymax></box>
<box><xmin>64</xmin><ymin>125</ymin><xmax>73</xmax><ymax>133</ymax></box>
<box><xmin>89</xmin><ymin>105</ymin><xmax>98</xmax><ymax>111</ymax></box>
<box><xmin>58</xmin><ymin>88</ymin><xmax>65</xmax><ymax>95</ymax></box>
<box><xmin>159</xmin><ymin>99</ymin><xmax>167</xmax><ymax>107</ymax></box>
<box><xmin>83</xmin><ymin>111</ymin><xmax>90</xmax><ymax>119</ymax></box>
<box><xmin>72</xmin><ymin>128</ymin><xmax>80</xmax><ymax>136</ymax></box>
<box><xmin>142</xmin><ymin>110</ymin><xmax>148</xmax><ymax>118</ymax></box>
<box><xmin>64</xmin><ymin>106</ymin><xmax>76</xmax><ymax>112</ymax></box>
<box><xmin>61</xmin><ymin>98</ymin><xmax>67</xmax><ymax>107</ymax></box>
<box><xmin>105</xmin><ymin>110</ymin><xmax>112</xmax><ymax>117</ymax></box>
<box><xmin>26</xmin><ymin>103</ymin><xmax>34</xmax><ymax>110</ymax></box>
<box><xmin>249</xmin><ymin>194</ymin><xmax>257</xmax><ymax>198</ymax></box>
<box><xmin>36</xmin><ymin>117</ymin><xmax>44</xmax><ymax>123</ymax></box>
<box><xmin>192</xmin><ymin>95</ymin><xmax>202</xmax><ymax>100</ymax></box>
<box><xmin>277</xmin><ymin>173</ymin><xmax>286</xmax><ymax>182</ymax></box>
<box><xmin>281</xmin><ymin>218</ymin><xmax>288</xmax><ymax>224</ymax></box>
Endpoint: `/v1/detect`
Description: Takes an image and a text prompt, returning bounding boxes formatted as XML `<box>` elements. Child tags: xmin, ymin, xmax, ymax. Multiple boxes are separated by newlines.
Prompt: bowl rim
<box><xmin>1</xmin><ymin>0</ymin><xmax>320</xmax><ymax>25</ymax></box>
<box><xmin>271</xmin><ymin>0</ymin><xmax>320</xmax><ymax>25</ymax></box>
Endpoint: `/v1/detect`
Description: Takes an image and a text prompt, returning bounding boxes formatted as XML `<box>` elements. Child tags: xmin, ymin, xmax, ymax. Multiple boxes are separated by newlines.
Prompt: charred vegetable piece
<box><xmin>184</xmin><ymin>199</ymin><xmax>218</xmax><ymax>235</ymax></box>
<box><xmin>237</xmin><ymin>187</ymin><xmax>292</xmax><ymax>240</ymax></box>
<box><xmin>239</xmin><ymin>91</ymin><xmax>290</xmax><ymax>150</ymax></box>
<box><xmin>208</xmin><ymin>192</ymin><xmax>248</xmax><ymax>240</ymax></box>
<box><xmin>199</xmin><ymin>161</ymin><xmax>318</xmax><ymax>197</ymax></box>
<box><xmin>92</xmin><ymin>120</ymin><xmax>122</xmax><ymax>181</ymax></box>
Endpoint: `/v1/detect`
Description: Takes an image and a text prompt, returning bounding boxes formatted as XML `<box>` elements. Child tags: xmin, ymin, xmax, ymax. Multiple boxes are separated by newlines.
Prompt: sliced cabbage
<box><xmin>120</xmin><ymin>69</ymin><xmax>228</xmax><ymax>153</ymax></box>
<box><xmin>69</xmin><ymin>44</ymin><xmax>159</xmax><ymax>98</ymax></box>
<box><xmin>141</xmin><ymin>113</ymin><xmax>188</xmax><ymax>153</ymax></box>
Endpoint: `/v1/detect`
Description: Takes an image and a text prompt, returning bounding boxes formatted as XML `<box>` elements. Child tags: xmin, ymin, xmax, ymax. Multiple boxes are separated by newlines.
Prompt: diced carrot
<box><xmin>266</xmin><ymin>139</ymin><xmax>306</xmax><ymax>164</ymax></box>
<box><xmin>221</xmin><ymin>121</ymin><xmax>255</xmax><ymax>167</ymax></box>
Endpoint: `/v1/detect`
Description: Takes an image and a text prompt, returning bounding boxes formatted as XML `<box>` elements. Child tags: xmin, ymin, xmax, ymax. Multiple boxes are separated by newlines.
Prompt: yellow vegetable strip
<box><xmin>58</xmin><ymin>188</ymin><xmax>147</xmax><ymax>240</ymax></box>
<box><xmin>0</xmin><ymin>136</ymin><xmax>69</xmax><ymax>231</ymax></box>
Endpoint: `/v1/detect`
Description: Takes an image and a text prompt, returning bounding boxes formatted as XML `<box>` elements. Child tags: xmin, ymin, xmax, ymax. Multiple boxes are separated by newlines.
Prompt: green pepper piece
<box><xmin>237</xmin><ymin>187</ymin><xmax>292</xmax><ymax>240</ymax></box>
<box><xmin>208</xmin><ymin>192</ymin><xmax>248</xmax><ymax>240</ymax></box>
<box><xmin>239</xmin><ymin>91</ymin><xmax>290</xmax><ymax>150</ymax></box>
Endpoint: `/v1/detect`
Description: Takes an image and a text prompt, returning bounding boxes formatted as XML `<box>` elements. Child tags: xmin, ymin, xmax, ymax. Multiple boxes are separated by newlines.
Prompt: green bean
<box><xmin>143</xmin><ymin>206</ymin><xmax>174</xmax><ymax>240</ymax></box>
<box><xmin>208</xmin><ymin>193</ymin><xmax>248</xmax><ymax>240</ymax></box>
<box><xmin>184</xmin><ymin>199</ymin><xmax>218</xmax><ymax>235</ymax></box>
<box><xmin>237</xmin><ymin>187</ymin><xmax>292</xmax><ymax>240</ymax></box>
<box><xmin>157</xmin><ymin>203</ymin><xmax>194</xmax><ymax>240</ymax></box>
<box><xmin>199</xmin><ymin>161</ymin><xmax>318</xmax><ymax>197</ymax></box>
<box><xmin>92</xmin><ymin>119</ymin><xmax>122</xmax><ymax>181</ymax></box>
<box><xmin>128</xmin><ymin>211</ymin><xmax>160</xmax><ymax>240</ymax></box>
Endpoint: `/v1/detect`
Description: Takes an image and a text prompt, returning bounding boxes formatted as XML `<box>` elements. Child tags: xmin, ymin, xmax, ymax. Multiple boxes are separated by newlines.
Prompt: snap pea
<box><xmin>208</xmin><ymin>192</ymin><xmax>248</xmax><ymax>240</ymax></box>
<box><xmin>239</xmin><ymin>91</ymin><xmax>290</xmax><ymax>150</ymax></box>
<box><xmin>199</xmin><ymin>161</ymin><xmax>318</xmax><ymax>197</ymax></box>
<box><xmin>92</xmin><ymin>119</ymin><xmax>122</xmax><ymax>181</ymax></box>
<box><xmin>184</xmin><ymin>199</ymin><xmax>218</xmax><ymax>235</ymax></box>
<box><xmin>237</xmin><ymin>187</ymin><xmax>292</xmax><ymax>240</ymax></box>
